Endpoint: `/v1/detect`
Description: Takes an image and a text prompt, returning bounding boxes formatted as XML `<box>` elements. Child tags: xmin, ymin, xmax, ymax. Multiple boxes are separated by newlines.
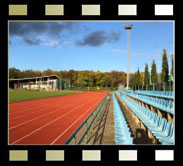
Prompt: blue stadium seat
<box><xmin>115</xmin><ymin>91</ymin><xmax>174</xmax><ymax>145</ymax></box>
<box><xmin>112</xmin><ymin>93</ymin><xmax>134</xmax><ymax>145</ymax></box>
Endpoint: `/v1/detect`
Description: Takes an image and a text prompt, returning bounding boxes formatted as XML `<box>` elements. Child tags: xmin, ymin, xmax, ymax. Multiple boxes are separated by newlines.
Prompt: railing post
<box><xmin>85</xmin><ymin>121</ymin><xmax>88</xmax><ymax>144</ymax></box>
<box><xmin>92</xmin><ymin>113</ymin><xmax>94</xmax><ymax>130</ymax></box>
<box><xmin>64</xmin><ymin>94</ymin><xmax>109</xmax><ymax>145</ymax></box>
<box><xmin>96</xmin><ymin>109</ymin><xmax>98</xmax><ymax>122</ymax></box>
<box><xmin>73</xmin><ymin>136</ymin><xmax>76</xmax><ymax>145</ymax></box>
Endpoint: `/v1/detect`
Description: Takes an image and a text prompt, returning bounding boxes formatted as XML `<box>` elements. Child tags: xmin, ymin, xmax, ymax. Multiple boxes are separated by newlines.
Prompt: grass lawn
<box><xmin>9</xmin><ymin>90</ymin><xmax>81</xmax><ymax>103</ymax></box>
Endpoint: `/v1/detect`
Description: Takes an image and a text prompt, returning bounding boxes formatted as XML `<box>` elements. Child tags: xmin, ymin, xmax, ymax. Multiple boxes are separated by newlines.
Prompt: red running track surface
<box><xmin>9</xmin><ymin>91</ymin><xmax>108</xmax><ymax>145</ymax></box>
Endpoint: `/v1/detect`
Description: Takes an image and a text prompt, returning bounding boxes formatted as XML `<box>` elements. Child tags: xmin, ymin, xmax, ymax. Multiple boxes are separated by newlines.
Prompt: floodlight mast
<box><xmin>124</xmin><ymin>24</ymin><xmax>133</xmax><ymax>89</ymax></box>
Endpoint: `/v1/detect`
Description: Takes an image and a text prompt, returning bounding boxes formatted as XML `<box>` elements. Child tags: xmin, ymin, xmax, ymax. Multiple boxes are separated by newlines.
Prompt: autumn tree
<box><xmin>9</xmin><ymin>68</ymin><xmax>22</xmax><ymax>79</ymax></box>
<box><xmin>42</xmin><ymin>69</ymin><xmax>53</xmax><ymax>76</ymax></box>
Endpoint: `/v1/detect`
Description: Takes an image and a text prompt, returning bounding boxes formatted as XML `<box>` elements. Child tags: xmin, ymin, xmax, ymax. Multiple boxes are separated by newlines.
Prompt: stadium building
<box><xmin>9</xmin><ymin>75</ymin><xmax>69</xmax><ymax>90</ymax></box>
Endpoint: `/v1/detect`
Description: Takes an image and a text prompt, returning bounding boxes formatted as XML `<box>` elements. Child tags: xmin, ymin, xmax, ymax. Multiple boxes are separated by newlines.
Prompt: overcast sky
<box><xmin>9</xmin><ymin>21</ymin><xmax>174</xmax><ymax>73</ymax></box>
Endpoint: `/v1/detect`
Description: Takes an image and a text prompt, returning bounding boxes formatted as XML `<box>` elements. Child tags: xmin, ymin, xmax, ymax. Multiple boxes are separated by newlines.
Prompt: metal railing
<box><xmin>132</xmin><ymin>82</ymin><xmax>173</xmax><ymax>91</ymax></box>
<box><xmin>64</xmin><ymin>93</ymin><xmax>110</xmax><ymax>145</ymax></box>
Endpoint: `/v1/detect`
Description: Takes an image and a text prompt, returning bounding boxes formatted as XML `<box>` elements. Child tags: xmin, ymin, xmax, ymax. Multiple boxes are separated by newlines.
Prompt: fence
<box><xmin>69</xmin><ymin>86</ymin><xmax>117</xmax><ymax>91</ymax></box>
<box><xmin>132</xmin><ymin>82</ymin><xmax>173</xmax><ymax>91</ymax></box>
<box><xmin>64</xmin><ymin>93</ymin><xmax>110</xmax><ymax>145</ymax></box>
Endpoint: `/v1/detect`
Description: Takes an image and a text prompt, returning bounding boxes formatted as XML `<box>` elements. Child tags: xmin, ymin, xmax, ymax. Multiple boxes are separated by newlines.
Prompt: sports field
<box><xmin>9</xmin><ymin>91</ymin><xmax>108</xmax><ymax>145</ymax></box>
<box><xmin>9</xmin><ymin>90</ymin><xmax>80</xmax><ymax>103</ymax></box>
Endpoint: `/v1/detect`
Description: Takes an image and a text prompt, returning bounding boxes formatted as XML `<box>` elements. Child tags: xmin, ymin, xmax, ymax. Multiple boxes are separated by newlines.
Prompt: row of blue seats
<box><xmin>116</xmin><ymin>92</ymin><xmax>174</xmax><ymax>145</ymax></box>
<box><xmin>119</xmin><ymin>90</ymin><xmax>174</xmax><ymax>115</ymax></box>
<box><xmin>112</xmin><ymin>93</ymin><xmax>133</xmax><ymax>145</ymax></box>
<box><xmin>134</xmin><ymin>90</ymin><xmax>174</xmax><ymax>99</ymax></box>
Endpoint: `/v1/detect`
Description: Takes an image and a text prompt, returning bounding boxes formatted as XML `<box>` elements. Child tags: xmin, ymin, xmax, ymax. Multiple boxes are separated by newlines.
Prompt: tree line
<box><xmin>9</xmin><ymin>68</ymin><xmax>127</xmax><ymax>88</ymax></box>
<box><xmin>130</xmin><ymin>49</ymin><xmax>174</xmax><ymax>88</ymax></box>
<box><xmin>9</xmin><ymin>49</ymin><xmax>174</xmax><ymax>88</ymax></box>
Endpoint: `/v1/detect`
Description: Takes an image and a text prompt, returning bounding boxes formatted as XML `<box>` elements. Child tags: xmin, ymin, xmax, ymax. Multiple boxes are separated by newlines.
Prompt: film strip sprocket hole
<box><xmin>8</xmin><ymin>4</ymin><xmax>174</xmax><ymax>16</ymax></box>
<box><xmin>8</xmin><ymin>150</ymin><xmax>175</xmax><ymax>162</ymax></box>
<box><xmin>0</xmin><ymin>1</ymin><xmax>180</xmax><ymax>165</ymax></box>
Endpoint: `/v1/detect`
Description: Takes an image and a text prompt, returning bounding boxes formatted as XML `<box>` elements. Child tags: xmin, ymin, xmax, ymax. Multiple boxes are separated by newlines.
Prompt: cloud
<box><xmin>9</xmin><ymin>22</ymin><xmax>121</xmax><ymax>48</ymax></box>
<box><xmin>9</xmin><ymin>40</ymin><xmax>16</xmax><ymax>46</ymax></box>
<box><xmin>9</xmin><ymin>22</ymin><xmax>78</xmax><ymax>37</ymax></box>
<box><xmin>111</xmin><ymin>49</ymin><xmax>126</xmax><ymax>54</ymax></box>
<box><xmin>152</xmin><ymin>49</ymin><xmax>173</xmax><ymax>57</ymax></box>
<box><xmin>9</xmin><ymin>22</ymin><xmax>79</xmax><ymax>46</ymax></box>
<box><xmin>110</xmin><ymin>49</ymin><xmax>148</xmax><ymax>57</ymax></box>
<box><xmin>37</xmin><ymin>36</ymin><xmax>60</xmax><ymax>47</ymax></box>
<box><xmin>143</xmin><ymin>22</ymin><xmax>160</xmax><ymax>27</ymax></box>
<box><xmin>132</xmin><ymin>53</ymin><xmax>148</xmax><ymax>57</ymax></box>
<box><xmin>76</xmin><ymin>30</ymin><xmax>121</xmax><ymax>47</ymax></box>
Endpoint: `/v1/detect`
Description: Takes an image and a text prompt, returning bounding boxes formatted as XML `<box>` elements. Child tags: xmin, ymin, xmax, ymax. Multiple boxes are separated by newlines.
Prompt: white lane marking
<box><xmin>9</xmin><ymin>99</ymin><xmax>77</xmax><ymax>120</ymax></box>
<box><xmin>50</xmin><ymin>99</ymin><xmax>103</xmax><ymax>144</ymax></box>
<box><xmin>9</xmin><ymin>91</ymin><xmax>85</xmax><ymax>114</ymax></box>
<box><xmin>11</xmin><ymin>101</ymin><xmax>90</xmax><ymax>144</ymax></box>
<box><xmin>10</xmin><ymin>99</ymin><xmax>85</xmax><ymax>130</ymax></box>
<box><xmin>9</xmin><ymin>98</ymin><xmax>71</xmax><ymax>115</ymax></box>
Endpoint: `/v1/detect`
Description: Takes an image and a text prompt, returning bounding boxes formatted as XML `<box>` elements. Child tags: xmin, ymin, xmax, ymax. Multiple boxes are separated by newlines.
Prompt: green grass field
<box><xmin>9</xmin><ymin>90</ymin><xmax>80</xmax><ymax>103</ymax></box>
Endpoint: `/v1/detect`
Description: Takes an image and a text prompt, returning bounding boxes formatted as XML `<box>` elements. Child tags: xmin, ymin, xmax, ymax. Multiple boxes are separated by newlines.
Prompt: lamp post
<box><xmin>124</xmin><ymin>24</ymin><xmax>133</xmax><ymax>90</ymax></box>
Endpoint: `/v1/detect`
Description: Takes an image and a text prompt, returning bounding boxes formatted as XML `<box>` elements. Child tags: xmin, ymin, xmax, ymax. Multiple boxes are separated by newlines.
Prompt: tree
<box><xmin>9</xmin><ymin>68</ymin><xmax>21</xmax><ymax>79</ymax></box>
<box><xmin>22</xmin><ymin>69</ymin><xmax>37</xmax><ymax>78</ymax></box>
<box><xmin>129</xmin><ymin>73</ymin><xmax>136</xmax><ymax>88</ymax></box>
<box><xmin>161</xmin><ymin>49</ymin><xmax>169</xmax><ymax>83</ymax></box>
<box><xmin>151</xmin><ymin>60</ymin><xmax>158</xmax><ymax>84</ymax></box>
<box><xmin>171</xmin><ymin>54</ymin><xmax>174</xmax><ymax>77</ymax></box>
<box><xmin>72</xmin><ymin>71</ymin><xmax>79</xmax><ymax>86</ymax></box>
<box><xmin>103</xmin><ymin>75</ymin><xmax>114</xmax><ymax>87</ymax></box>
<box><xmin>144</xmin><ymin>64</ymin><xmax>149</xmax><ymax>85</ymax></box>
<box><xmin>140</xmin><ymin>72</ymin><xmax>144</xmax><ymax>86</ymax></box>
<box><xmin>88</xmin><ymin>71</ymin><xmax>95</xmax><ymax>87</ymax></box>
<box><xmin>42</xmin><ymin>69</ymin><xmax>53</xmax><ymax>76</ymax></box>
<box><xmin>136</xmin><ymin>68</ymin><xmax>142</xmax><ymax>86</ymax></box>
<box><xmin>78</xmin><ymin>71</ymin><xmax>88</xmax><ymax>87</ymax></box>
<box><xmin>68</xmin><ymin>70</ymin><xmax>75</xmax><ymax>86</ymax></box>
<box><xmin>34</xmin><ymin>70</ymin><xmax>42</xmax><ymax>77</ymax></box>
<box><xmin>95</xmin><ymin>71</ymin><xmax>104</xmax><ymax>87</ymax></box>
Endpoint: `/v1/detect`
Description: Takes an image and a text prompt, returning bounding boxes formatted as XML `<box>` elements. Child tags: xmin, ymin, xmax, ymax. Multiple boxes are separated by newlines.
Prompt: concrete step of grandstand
<box><xmin>80</xmin><ymin>93</ymin><xmax>115</xmax><ymax>144</ymax></box>
<box><xmin>102</xmin><ymin>95</ymin><xmax>115</xmax><ymax>144</ymax></box>
<box><xmin>116</xmin><ymin>94</ymin><xmax>155</xmax><ymax>144</ymax></box>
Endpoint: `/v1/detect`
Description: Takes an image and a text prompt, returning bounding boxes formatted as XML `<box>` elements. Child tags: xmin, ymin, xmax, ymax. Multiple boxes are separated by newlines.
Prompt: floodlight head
<box><xmin>124</xmin><ymin>24</ymin><xmax>133</xmax><ymax>30</ymax></box>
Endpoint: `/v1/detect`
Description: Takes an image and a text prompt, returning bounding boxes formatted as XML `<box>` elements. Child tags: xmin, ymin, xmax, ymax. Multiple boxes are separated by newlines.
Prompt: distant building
<box><xmin>9</xmin><ymin>75</ymin><xmax>69</xmax><ymax>90</ymax></box>
<box><xmin>118</xmin><ymin>83</ymin><xmax>125</xmax><ymax>90</ymax></box>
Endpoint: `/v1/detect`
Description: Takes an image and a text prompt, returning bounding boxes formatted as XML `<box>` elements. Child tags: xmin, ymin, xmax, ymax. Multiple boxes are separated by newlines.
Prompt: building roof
<box><xmin>9</xmin><ymin>75</ymin><xmax>60</xmax><ymax>81</ymax></box>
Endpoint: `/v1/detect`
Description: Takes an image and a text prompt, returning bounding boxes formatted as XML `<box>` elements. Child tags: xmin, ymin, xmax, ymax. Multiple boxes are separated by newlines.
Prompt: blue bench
<box><xmin>134</xmin><ymin>90</ymin><xmax>174</xmax><ymax>100</ymax></box>
<box><xmin>112</xmin><ymin>93</ymin><xmax>133</xmax><ymax>145</ymax></box>
<box><xmin>119</xmin><ymin>90</ymin><xmax>174</xmax><ymax>115</ymax></box>
<box><xmin>115</xmin><ymin>91</ymin><xmax>174</xmax><ymax>145</ymax></box>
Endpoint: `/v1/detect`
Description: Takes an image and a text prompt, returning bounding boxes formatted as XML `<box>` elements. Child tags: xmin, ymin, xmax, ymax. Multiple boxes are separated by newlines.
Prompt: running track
<box><xmin>9</xmin><ymin>91</ymin><xmax>108</xmax><ymax>145</ymax></box>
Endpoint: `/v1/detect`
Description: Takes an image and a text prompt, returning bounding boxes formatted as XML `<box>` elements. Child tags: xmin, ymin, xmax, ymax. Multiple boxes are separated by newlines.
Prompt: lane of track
<box><xmin>9</xmin><ymin>93</ymin><xmax>96</xmax><ymax>142</ymax></box>
<box><xmin>9</xmin><ymin>92</ymin><xmax>107</xmax><ymax>145</ymax></box>
<box><xmin>9</xmin><ymin>92</ymin><xmax>84</xmax><ymax>116</ymax></box>
<box><xmin>9</xmin><ymin>93</ymin><xmax>90</xmax><ymax>127</ymax></box>
<box><xmin>51</xmin><ymin>99</ymin><xmax>102</xmax><ymax>144</ymax></box>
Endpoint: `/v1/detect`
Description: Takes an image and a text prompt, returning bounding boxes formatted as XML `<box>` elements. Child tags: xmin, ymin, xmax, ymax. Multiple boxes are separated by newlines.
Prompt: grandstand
<box><xmin>112</xmin><ymin>93</ymin><xmax>133</xmax><ymax>144</ymax></box>
<box><xmin>63</xmin><ymin>89</ymin><xmax>174</xmax><ymax>145</ymax></box>
<box><xmin>9</xmin><ymin>75</ymin><xmax>69</xmax><ymax>90</ymax></box>
<box><xmin>112</xmin><ymin>89</ymin><xmax>174</xmax><ymax>145</ymax></box>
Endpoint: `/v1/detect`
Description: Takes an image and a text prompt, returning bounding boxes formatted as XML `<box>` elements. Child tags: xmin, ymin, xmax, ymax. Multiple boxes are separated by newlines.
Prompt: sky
<box><xmin>9</xmin><ymin>21</ymin><xmax>174</xmax><ymax>73</ymax></box>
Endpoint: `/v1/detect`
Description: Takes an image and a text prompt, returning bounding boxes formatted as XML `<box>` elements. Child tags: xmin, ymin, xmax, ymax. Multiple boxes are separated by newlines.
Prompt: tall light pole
<box><xmin>124</xmin><ymin>24</ymin><xmax>133</xmax><ymax>89</ymax></box>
